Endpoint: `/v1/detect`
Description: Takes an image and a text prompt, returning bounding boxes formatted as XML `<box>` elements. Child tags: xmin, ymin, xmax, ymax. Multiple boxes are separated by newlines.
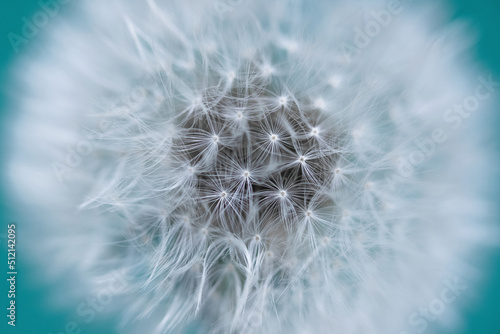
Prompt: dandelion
<box><xmin>7</xmin><ymin>0</ymin><xmax>496</xmax><ymax>333</ymax></box>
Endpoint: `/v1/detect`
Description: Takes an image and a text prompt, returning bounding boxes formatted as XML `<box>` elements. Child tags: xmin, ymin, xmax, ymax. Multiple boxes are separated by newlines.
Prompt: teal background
<box><xmin>0</xmin><ymin>1</ymin><xmax>499</xmax><ymax>334</ymax></box>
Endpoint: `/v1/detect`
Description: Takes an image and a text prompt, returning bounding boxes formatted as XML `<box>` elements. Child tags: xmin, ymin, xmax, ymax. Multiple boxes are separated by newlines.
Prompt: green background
<box><xmin>0</xmin><ymin>1</ymin><xmax>499</xmax><ymax>334</ymax></box>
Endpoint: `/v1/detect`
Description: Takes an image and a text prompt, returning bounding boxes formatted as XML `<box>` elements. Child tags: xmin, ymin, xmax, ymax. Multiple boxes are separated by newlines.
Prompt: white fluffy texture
<box><xmin>7</xmin><ymin>0</ymin><xmax>495</xmax><ymax>333</ymax></box>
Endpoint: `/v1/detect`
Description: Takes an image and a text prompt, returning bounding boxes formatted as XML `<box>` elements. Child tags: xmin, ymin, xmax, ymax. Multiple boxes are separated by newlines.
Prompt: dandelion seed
<box><xmin>314</xmin><ymin>98</ymin><xmax>327</xmax><ymax>110</ymax></box>
<box><xmin>261</xmin><ymin>64</ymin><xmax>275</xmax><ymax>76</ymax></box>
<box><xmin>278</xmin><ymin>96</ymin><xmax>288</xmax><ymax>106</ymax></box>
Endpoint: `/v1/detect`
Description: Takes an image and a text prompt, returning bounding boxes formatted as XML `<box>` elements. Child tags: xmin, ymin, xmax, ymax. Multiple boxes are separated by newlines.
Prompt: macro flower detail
<box><xmin>8</xmin><ymin>0</ymin><xmax>496</xmax><ymax>333</ymax></box>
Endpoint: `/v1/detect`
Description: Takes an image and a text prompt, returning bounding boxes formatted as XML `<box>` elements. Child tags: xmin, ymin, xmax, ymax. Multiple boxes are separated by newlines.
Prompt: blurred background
<box><xmin>0</xmin><ymin>1</ymin><xmax>499</xmax><ymax>333</ymax></box>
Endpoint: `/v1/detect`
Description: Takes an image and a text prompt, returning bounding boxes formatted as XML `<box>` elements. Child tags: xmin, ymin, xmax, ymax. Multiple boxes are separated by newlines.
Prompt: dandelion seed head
<box><xmin>7</xmin><ymin>0</ymin><xmax>496</xmax><ymax>333</ymax></box>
